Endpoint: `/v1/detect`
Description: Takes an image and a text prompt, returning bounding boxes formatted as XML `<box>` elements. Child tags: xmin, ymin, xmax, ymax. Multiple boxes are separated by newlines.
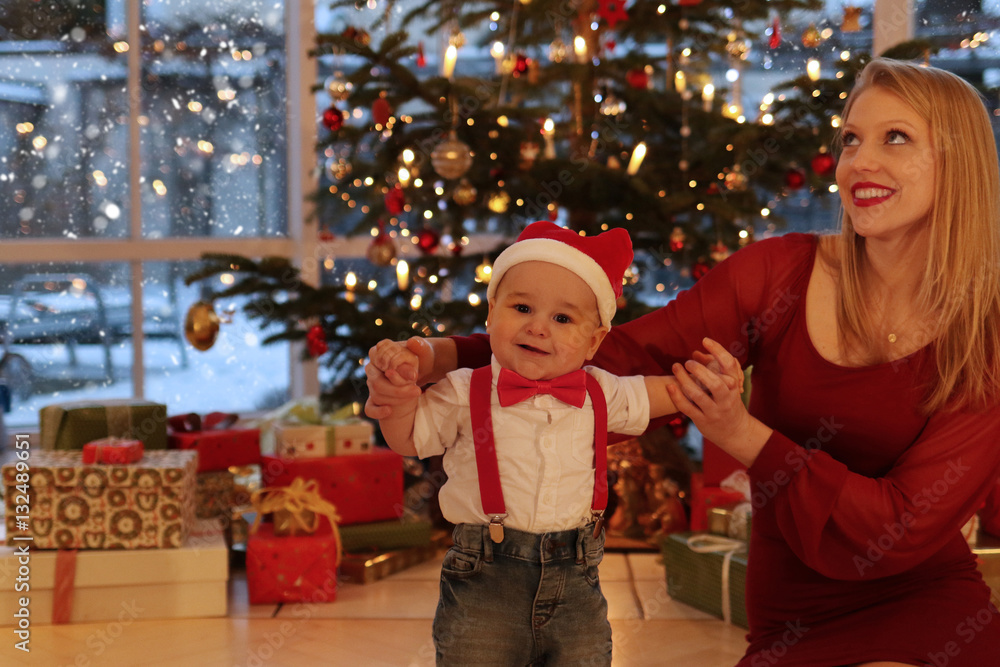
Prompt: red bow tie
<box><xmin>496</xmin><ymin>368</ymin><xmax>588</xmax><ymax>408</ymax></box>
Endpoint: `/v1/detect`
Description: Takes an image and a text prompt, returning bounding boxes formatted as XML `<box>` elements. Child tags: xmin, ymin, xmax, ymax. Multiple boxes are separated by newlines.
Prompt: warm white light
<box><xmin>626</xmin><ymin>142</ymin><xmax>647</xmax><ymax>176</ymax></box>
<box><xmin>702</xmin><ymin>84</ymin><xmax>715</xmax><ymax>112</ymax></box>
<box><xmin>674</xmin><ymin>71</ymin><xmax>686</xmax><ymax>93</ymax></box>
<box><xmin>402</xmin><ymin>149</ymin><xmax>415</xmax><ymax>164</ymax></box>
<box><xmin>574</xmin><ymin>36</ymin><xmax>587</xmax><ymax>60</ymax></box>
<box><xmin>443</xmin><ymin>45</ymin><xmax>458</xmax><ymax>79</ymax></box>
<box><xmin>397</xmin><ymin>260</ymin><xmax>410</xmax><ymax>291</ymax></box>
<box><xmin>807</xmin><ymin>59</ymin><xmax>821</xmax><ymax>81</ymax></box>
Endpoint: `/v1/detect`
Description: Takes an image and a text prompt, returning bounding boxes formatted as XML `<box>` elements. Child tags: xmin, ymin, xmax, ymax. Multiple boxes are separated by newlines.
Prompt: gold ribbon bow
<box><xmin>250</xmin><ymin>477</ymin><xmax>343</xmax><ymax>565</ymax></box>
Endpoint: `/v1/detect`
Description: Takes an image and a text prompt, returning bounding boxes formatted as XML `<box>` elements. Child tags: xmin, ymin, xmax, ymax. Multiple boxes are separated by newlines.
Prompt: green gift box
<box><xmin>339</xmin><ymin>519</ymin><xmax>433</xmax><ymax>553</ymax></box>
<box><xmin>661</xmin><ymin>532</ymin><xmax>749</xmax><ymax>629</ymax></box>
<box><xmin>40</xmin><ymin>399</ymin><xmax>168</xmax><ymax>451</ymax></box>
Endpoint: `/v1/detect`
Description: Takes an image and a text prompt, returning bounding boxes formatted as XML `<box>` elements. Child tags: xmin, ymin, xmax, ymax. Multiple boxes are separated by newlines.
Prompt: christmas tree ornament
<box><xmin>512</xmin><ymin>53</ymin><xmax>530</xmax><ymax>78</ymax></box>
<box><xmin>416</xmin><ymin>227</ymin><xmax>442</xmax><ymax>254</ymax></box>
<box><xmin>667</xmin><ymin>414</ymin><xmax>689</xmax><ymax>439</ymax></box>
<box><xmin>452</xmin><ymin>179</ymin><xmax>478</xmax><ymax>206</ymax></box>
<box><xmin>597</xmin><ymin>0</ymin><xmax>629</xmax><ymax>30</ymax></box>
<box><xmin>669</xmin><ymin>226</ymin><xmax>686</xmax><ymax>252</ymax></box>
<box><xmin>769</xmin><ymin>16</ymin><xmax>781</xmax><ymax>49</ymax></box>
<box><xmin>448</xmin><ymin>238</ymin><xmax>465</xmax><ymax>256</ymax></box>
<box><xmin>306</xmin><ymin>325</ymin><xmax>328</xmax><ymax>358</ymax></box>
<box><xmin>184</xmin><ymin>301</ymin><xmax>222</xmax><ymax>351</ymax></box>
<box><xmin>692</xmin><ymin>260</ymin><xmax>711</xmax><ymax>281</ymax></box>
<box><xmin>487</xmin><ymin>190</ymin><xmax>511</xmax><ymax>213</ymax></box>
<box><xmin>322</xmin><ymin>106</ymin><xmax>344</xmax><ymax>132</ymax></box>
<box><xmin>724</xmin><ymin>166</ymin><xmax>748</xmax><ymax>191</ymax></box>
<box><xmin>842</xmin><ymin>6</ymin><xmax>862</xmax><ymax>32</ymax></box>
<box><xmin>801</xmin><ymin>24</ymin><xmax>821</xmax><ymax>48</ymax></box>
<box><xmin>384</xmin><ymin>185</ymin><xmax>406</xmax><ymax>215</ymax></box>
<box><xmin>706</xmin><ymin>182</ymin><xmax>720</xmax><ymax>195</ymax></box>
<box><xmin>710</xmin><ymin>242</ymin><xmax>731</xmax><ymax>263</ymax></box>
<box><xmin>785</xmin><ymin>168</ymin><xmax>807</xmax><ymax>190</ymax></box>
<box><xmin>549</xmin><ymin>38</ymin><xmax>568</xmax><ymax>63</ymax></box>
<box><xmin>605</xmin><ymin>39</ymin><xmax>616</xmax><ymax>52</ymax></box>
<box><xmin>678</xmin><ymin>0</ymin><xmax>702</xmax><ymax>5</ymax></box>
<box><xmin>431</xmin><ymin>131</ymin><xmax>473</xmax><ymax>180</ymax></box>
<box><xmin>342</xmin><ymin>26</ymin><xmax>370</xmax><ymax>47</ymax></box>
<box><xmin>626</xmin><ymin>68</ymin><xmax>649</xmax><ymax>90</ymax></box>
<box><xmin>324</xmin><ymin>71</ymin><xmax>352</xmax><ymax>101</ymax></box>
<box><xmin>367</xmin><ymin>228</ymin><xmax>397</xmax><ymax>266</ymax></box>
<box><xmin>519</xmin><ymin>141</ymin><xmax>540</xmax><ymax>170</ymax></box>
<box><xmin>318</xmin><ymin>226</ymin><xmax>336</xmax><ymax>242</ymax></box>
<box><xmin>372</xmin><ymin>95</ymin><xmax>392</xmax><ymax>127</ymax></box>
<box><xmin>449</xmin><ymin>29</ymin><xmax>466</xmax><ymax>49</ymax></box>
<box><xmin>417</xmin><ymin>41</ymin><xmax>426</xmax><ymax>67</ymax></box>
<box><xmin>810</xmin><ymin>150</ymin><xmax>836</xmax><ymax>177</ymax></box>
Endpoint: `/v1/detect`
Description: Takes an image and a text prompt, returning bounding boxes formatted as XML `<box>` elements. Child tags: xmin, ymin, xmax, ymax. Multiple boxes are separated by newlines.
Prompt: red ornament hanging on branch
<box><xmin>384</xmin><ymin>185</ymin><xmax>406</xmax><ymax>215</ymax></box>
<box><xmin>306</xmin><ymin>325</ymin><xmax>328</xmax><ymax>358</ymax></box>
<box><xmin>372</xmin><ymin>94</ymin><xmax>392</xmax><ymax>128</ymax></box>
<box><xmin>322</xmin><ymin>106</ymin><xmax>344</xmax><ymax>132</ymax></box>
<box><xmin>417</xmin><ymin>41</ymin><xmax>426</xmax><ymax>68</ymax></box>
<box><xmin>692</xmin><ymin>261</ymin><xmax>711</xmax><ymax>281</ymax></box>
<box><xmin>626</xmin><ymin>68</ymin><xmax>650</xmax><ymax>90</ymax></box>
<box><xmin>769</xmin><ymin>16</ymin><xmax>781</xmax><ymax>49</ymax></box>
<box><xmin>367</xmin><ymin>224</ymin><xmax>397</xmax><ymax>267</ymax></box>
<box><xmin>416</xmin><ymin>228</ymin><xmax>441</xmax><ymax>255</ymax></box>
<box><xmin>810</xmin><ymin>151</ymin><xmax>836</xmax><ymax>177</ymax></box>
<box><xmin>597</xmin><ymin>0</ymin><xmax>629</xmax><ymax>29</ymax></box>
<box><xmin>785</xmin><ymin>168</ymin><xmax>807</xmax><ymax>190</ymax></box>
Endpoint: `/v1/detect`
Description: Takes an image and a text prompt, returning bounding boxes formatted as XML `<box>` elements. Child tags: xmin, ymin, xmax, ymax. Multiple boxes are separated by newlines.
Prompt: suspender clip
<box><xmin>488</xmin><ymin>514</ymin><xmax>507</xmax><ymax>543</ymax></box>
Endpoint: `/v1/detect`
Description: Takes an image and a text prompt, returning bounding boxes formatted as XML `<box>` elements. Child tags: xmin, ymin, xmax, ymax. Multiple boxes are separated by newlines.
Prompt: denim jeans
<box><xmin>433</xmin><ymin>522</ymin><xmax>612</xmax><ymax>667</ymax></box>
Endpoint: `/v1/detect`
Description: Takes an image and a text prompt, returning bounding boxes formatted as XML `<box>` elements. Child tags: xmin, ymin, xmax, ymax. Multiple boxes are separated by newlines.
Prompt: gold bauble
<box><xmin>366</xmin><ymin>234</ymin><xmax>397</xmax><ymax>266</ymax></box>
<box><xmin>487</xmin><ymin>190</ymin><xmax>510</xmax><ymax>213</ymax></box>
<box><xmin>801</xmin><ymin>24</ymin><xmax>822</xmax><ymax>48</ymax></box>
<box><xmin>184</xmin><ymin>301</ymin><xmax>221</xmax><ymax>351</ymax></box>
<box><xmin>431</xmin><ymin>132</ymin><xmax>473</xmax><ymax>180</ymax></box>
<box><xmin>452</xmin><ymin>179</ymin><xmax>478</xmax><ymax>206</ymax></box>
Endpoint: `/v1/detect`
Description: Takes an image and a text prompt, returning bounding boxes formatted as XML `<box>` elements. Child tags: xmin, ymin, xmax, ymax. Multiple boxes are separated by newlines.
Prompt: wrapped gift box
<box><xmin>340</xmin><ymin>519</ymin><xmax>433</xmax><ymax>553</ymax></box>
<box><xmin>82</xmin><ymin>438</ymin><xmax>144</xmax><ymax>465</ymax></box>
<box><xmin>39</xmin><ymin>399</ymin><xmax>168</xmax><ymax>451</ymax></box>
<box><xmin>273</xmin><ymin>419</ymin><xmax>373</xmax><ymax>459</ymax></box>
<box><xmin>661</xmin><ymin>532</ymin><xmax>749</xmax><ymax>629</ymax></box>
<box><xmin>340</xmin><ymin>533</ymin><xmax>449</xmax><ymax>584</ymax></box>
<box><xmin>689</xmin><ymin>474</ymin><xmax>748</xmax><ymax>533</ymax></box>
<box><xmin>0</xmin><ymin>520</ymin><xmax>227</xmax><ymax>625</ymax></box>
<box><xmin>2</xmin><ymin>450</ymin><xmax>197</xmax><ymax>549</ymax></box>
<box><xmin>196</xmin><ymin>470</ymin><xmax>235</xmax><ymax>519</ymax></box>
<box><xmin>246</xmin><ymin>523</ymin><xmax>338</xmax><ymax>604</ymax></box>
<box><xmin>169</xmin><ymin>428</ymin><xmax>260</xmax><ymax>473</ymax></box>
<box><xmin>260</xmin><ymin>450</ymin><xmax>403</xmax><ymax>526</ymax></box>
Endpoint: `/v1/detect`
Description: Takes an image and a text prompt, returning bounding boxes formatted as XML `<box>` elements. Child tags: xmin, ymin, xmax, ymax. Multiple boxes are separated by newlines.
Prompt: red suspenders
<box><xmin>469</xmin><ymin>365</ymin><xmax>609</xmax><ymax>543</ymax></box>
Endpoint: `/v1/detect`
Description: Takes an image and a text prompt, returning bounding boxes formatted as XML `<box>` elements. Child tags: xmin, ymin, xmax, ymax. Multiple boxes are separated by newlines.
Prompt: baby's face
<box><xmin>487</xmin><ymin>261</ymin><xmax>608</xmax><ymax>381</ymax></box>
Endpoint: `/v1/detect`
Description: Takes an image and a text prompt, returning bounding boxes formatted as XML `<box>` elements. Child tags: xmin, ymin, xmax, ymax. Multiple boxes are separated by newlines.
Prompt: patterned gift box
<box><xmin>260</xmin><ymin>450</ymin><xmax>403</xmax><ymax>526</ymax></box>
<box><xmin>168</xmin><ymin>427</ymin><xmax>261</xmax><ymax>473</ymax></box>
<box><xmin>246</xmin><ymin>523</ymin><xmax>338</xmax><ymax>604</ymax></box>
<box><xmin>339</xmin><ymin>519</ymin><xmax>433</xmax><ymax>553</ymax></box>
<box><xmin>0</xmin><ymin>520</ymin><xmax>227</xmax><ymax>625</ymax></box>
<box><xmin>273</xmin><ymin>419</ymin><xmax>373</xmax><ymax>459</ymax></box>
<box><xmin>2</xmin><ymin>450</ymin><xmax>197</xmax><ymax>549</ymax></box>
<box><xmin>195</xmin><ymin>470</ymin><xmax>235</xmax><ymax>519</ymax></box>
<box><xmin>39</xmin><ymin>399</ymin><xmax>168</xmax><ymax>451</ymax></box>
<box><xmin>661</xmin><ymin>532</ymin><xmax>749</xmax><ymax>629</ymax></box>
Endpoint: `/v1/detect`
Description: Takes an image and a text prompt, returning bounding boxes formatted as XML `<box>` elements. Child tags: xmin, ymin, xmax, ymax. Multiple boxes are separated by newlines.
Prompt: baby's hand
<box><xmin>365</xmin><ymin>337</ymin><xmax>434</xmax><ymax>420</ymax></box>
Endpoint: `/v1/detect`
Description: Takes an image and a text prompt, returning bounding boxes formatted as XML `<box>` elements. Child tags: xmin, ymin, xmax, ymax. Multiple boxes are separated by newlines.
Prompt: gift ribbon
<box><xmin>53</xmin><ymin>550</ymin><xmax>78</xmax><ymax>625</ymax></box>
<box><xmin>250</xmin><ymin>478</ymin><xmax>343</xmax><ymax>565</ymax></box>
<box><xmin>686</xmin><ymin>534</ymin><xmax>747</xmax><ymax>625</ymax></box>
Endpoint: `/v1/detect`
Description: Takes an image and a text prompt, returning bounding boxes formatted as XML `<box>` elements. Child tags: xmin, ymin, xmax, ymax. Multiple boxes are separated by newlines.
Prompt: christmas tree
<box><xmin>186</xmin><ymin>2</ymin><xmax>944</xmax><ymax>409</ymax></box>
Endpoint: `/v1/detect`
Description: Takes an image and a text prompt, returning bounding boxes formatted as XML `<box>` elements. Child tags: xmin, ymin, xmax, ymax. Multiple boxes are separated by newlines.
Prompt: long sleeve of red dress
<box><xmin>454</xmin><ymin>232</ymin><xmax>1000</xmax><ymax>665</ymax></box>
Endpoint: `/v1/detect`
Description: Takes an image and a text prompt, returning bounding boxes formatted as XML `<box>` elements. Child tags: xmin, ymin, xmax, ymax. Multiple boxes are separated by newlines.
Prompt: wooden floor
<box><xmin>0</xmin><ymin>548</ymin><xmax>750</xmax><ymax>666</ymax></box>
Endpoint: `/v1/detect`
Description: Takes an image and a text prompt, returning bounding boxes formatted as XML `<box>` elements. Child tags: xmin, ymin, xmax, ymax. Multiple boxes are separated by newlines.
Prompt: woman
<box><xmin>366</xmin><ymin>59</ymin><xmax>1000</xmax><ymax>666</ymax></box>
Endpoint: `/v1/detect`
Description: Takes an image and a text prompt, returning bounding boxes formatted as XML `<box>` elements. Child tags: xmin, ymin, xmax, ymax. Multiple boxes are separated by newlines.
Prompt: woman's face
<box><xmin>836</xmin><ymin>87</ymin><xmax>936</xmax><ymax>242</ymax></box>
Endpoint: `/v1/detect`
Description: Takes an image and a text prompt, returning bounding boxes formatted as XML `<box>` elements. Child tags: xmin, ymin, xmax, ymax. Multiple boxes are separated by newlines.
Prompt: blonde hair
<box><xmin>835</xmin><ymin>58</ymin><xmax>1000</xmax><ymax>413</ymax></box>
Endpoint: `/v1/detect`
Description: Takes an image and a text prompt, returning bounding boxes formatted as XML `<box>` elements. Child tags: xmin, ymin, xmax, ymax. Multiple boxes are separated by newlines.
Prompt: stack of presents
<box><xmin>0</xmin><ymin>397</ymin><xmax>442</xmax><ymax>626</ymax></box>
<box><xmin>660</xmin><ymin>440</ymin><xmax>1000</xmax><ymax>628</ymax></box>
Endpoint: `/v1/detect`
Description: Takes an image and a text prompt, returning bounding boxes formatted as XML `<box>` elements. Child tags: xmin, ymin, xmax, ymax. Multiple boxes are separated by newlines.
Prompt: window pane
<box><xmin>0</xmin><ymin>262</ymin><xmax>135</xmax><ymax>429</ymax></box>
<box><xmin>0</xmin><ymin>4</ymin><xmax>130</xmax><ymax>240</ymax></box>
<box><xmin>148</xmin><ymin>261</ymin><xmax>291</xmax><ymax>415</ymax></box>
<box><xmin>141</xmin><ymin>1</ymin><xmax>288</xmax><ymax>239</ymax></box>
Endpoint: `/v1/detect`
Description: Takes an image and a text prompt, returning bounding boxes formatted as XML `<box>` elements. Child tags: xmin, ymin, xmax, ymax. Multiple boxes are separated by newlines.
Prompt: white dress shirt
<box><xmin>412</xmin><ymin>356</ymin><xmax>650</xmax><ymax>533</ymax></box>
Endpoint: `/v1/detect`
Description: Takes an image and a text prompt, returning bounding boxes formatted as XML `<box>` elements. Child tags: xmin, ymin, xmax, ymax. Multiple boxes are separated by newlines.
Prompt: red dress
<box><xmin>455</xmin><ymin>233</ymin><xmax>1000</xmax><ymax>666</ymax></box>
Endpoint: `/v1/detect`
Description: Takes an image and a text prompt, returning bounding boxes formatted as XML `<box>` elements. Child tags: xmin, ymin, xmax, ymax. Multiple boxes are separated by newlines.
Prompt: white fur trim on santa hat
<box><xmin>487</xmin><ymin>237</ymin><xmax>618</xmax><ymax>329</ymax></box>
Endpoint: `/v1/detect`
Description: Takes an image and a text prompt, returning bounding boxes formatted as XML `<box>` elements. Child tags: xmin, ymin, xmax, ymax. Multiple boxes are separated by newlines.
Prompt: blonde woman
<box><xmin>366</xmin><ymin>59</ymin><xmax>1000</xmax><ymax>666</ymax></box>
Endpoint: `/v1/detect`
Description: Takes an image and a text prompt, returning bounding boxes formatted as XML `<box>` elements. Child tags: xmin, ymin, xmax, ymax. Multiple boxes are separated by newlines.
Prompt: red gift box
<box><xmin>261</xmin><ymin>450</ymin><xmax>404</xmax><ymax>526</ymax></box>
<box><xmin>689</xmin><ymin>473</ymin><xmax>748</xmax><ymax>533</ymax></box>
<box><xmin>246</xmin><ymin>523</ymin><xmax>338</xmax><ymax>604</ymax></box>
<box><xmin>81</xmin><ymin>438</ymin><xmax>144</xmax><ymax>465</ymax></box>
<box><xmin>168</xmin><ymin>413</ymin><xmax>260</xmax><ymax>473</ymax></box>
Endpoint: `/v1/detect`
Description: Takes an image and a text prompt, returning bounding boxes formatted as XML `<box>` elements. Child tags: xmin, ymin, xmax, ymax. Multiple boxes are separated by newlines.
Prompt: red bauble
<box><xmin>417</xmin><ymin>42</ymin><xmax>426</xmax><ymax>68</ymax></box>
<box><xmin>306</xmin><ymin>325</ymin><xmax>328</xmax><ymax>357</ymax></box>
<box><xmin>512</xmin><ymin>53</ymin><xmax>530</xmax><ymax>78</ymax></box>
<box><xmin>692</xmin><ymin>261</ymin><xmax>710</xmax><ymax>281</ymax></box>
<box><xmin>372</xmin><ymin>97</ymin><xmax>392</xmax><ymax>127</ymax></box>
<box><xmin>384</xmin><ymin>185</ymin><xmax>406</xmax><ymax>215</ymax></box>
<box><xmin>322</xmin><ymin>106</ymin><xmax>344</xmax><ymax>132</ymax></box>
<box><xmin>784</xmin><ymin>168</ymin><xmax>807</xmax><ymax>190</ymax></box>
<box><xmin>626</xmin><ymin>68</ymin><xmax>649</xmax><ymax>90</ymax></box>
<box><xmin>416</xmin><ymin>228</ymin><xmax>441</xmax><ymax>255</ymax></box>
<box><xmin>810</xmin><ymin>152</ymin><xmax>836</xmax><ymax>177</ymax></box>
<box><xmin>769</xmin><ymin>17</ymin><xmax>782</xmax><ymax>49</ymax></box>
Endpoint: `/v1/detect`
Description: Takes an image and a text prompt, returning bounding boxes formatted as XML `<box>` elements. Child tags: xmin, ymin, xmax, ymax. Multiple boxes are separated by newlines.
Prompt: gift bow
<box><xmin>496</xmin><ymin>368</ymin><xmax>588</xmax><ymax>408</ymax></box>
<box><xmin>250</xmin><ymin>478</ymin><xmax>343</xmax><ymax>565</ymax></box>
<box><xmin>168</xmin><ymin>411</ymin><xmax>238</xmax><ymax>433</ymax></box>
<box><xmin>686</xmin><ymin>534</ymin><xmax>747</xmax><ymax>625</ymax></box>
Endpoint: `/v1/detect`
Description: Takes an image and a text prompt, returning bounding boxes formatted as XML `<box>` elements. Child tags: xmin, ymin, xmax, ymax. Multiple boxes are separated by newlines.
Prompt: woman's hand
<box><xmin>364</xmin><ymin>337</ymin><xmax>435</xmax><ymax>420</ymax></box>
<box><xmin>667</xmin><ymin>338</ymin><xmax>772</xmax><ymax>467</ymax></box>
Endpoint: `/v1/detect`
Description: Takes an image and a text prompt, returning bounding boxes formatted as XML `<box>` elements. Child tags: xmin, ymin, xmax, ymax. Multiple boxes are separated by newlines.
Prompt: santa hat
<box><xmin>487</xmin><ymin>221</ymin><xmax>633</xmax><ymax>329</ymax></box>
